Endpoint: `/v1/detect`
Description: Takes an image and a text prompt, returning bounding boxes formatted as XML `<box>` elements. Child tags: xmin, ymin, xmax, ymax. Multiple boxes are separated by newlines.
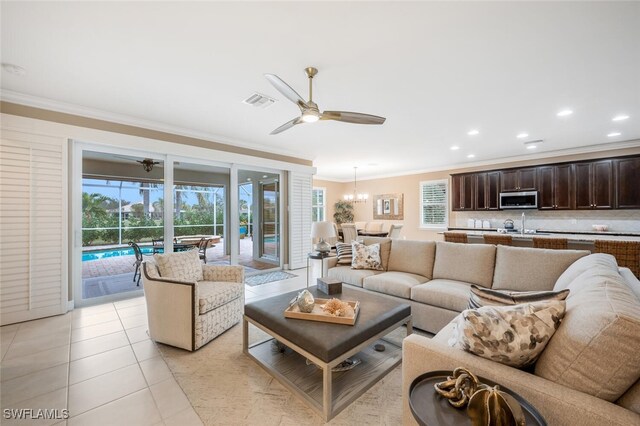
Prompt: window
<box><xmin>312</xmin><ymin>187</ymin><xmax>326</xmax><ymax>222</ymax></box>
<box><xmin>420</xmin><ymin>180</ymin><xmax>448</xmax><ymax>228</ymax></box>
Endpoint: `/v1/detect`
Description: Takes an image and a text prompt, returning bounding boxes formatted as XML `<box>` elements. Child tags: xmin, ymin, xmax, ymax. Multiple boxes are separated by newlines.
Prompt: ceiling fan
<box><xmin>137</xmin><ymin>158</ymin><xmax>160</xmax><ymax>172</ymax></box>
<box><xmin>264</xmin><ymin>67</ymin><xmax>386</xmax><ymax>135</ymax></box>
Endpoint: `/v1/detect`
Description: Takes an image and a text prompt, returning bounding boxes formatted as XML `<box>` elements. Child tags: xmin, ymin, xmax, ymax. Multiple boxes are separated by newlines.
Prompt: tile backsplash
<box><xmin>451</xmin><ymin>210</ymin><xmax>640</xmax><ymax>232</ymax></box>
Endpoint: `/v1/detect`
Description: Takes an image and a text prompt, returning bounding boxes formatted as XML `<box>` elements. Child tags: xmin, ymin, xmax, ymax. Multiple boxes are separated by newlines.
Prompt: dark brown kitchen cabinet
<box><xmin>615</xmin><ymin>157</ymin><xmax>640</xmax><ymax>208</ymax></box>
<box><xmin>451</xmin><ymin>174</ymin><xmax>475</xmax><ymax>211</ymax></box>
<box><xmin>475</xmin><ymin>171</ymin><xmax>500</xmax><ymax>210</ymax></box>
<box><xmin>575</xmin><ymin>160</ymin><xmax>613</xmax><ymax>209</ymax></box>
<box><xmin>500</xmin><ymin>167</ymin><xmax>537</xmax><ymax>191</ymax></box>
<box><xmin>538</xmin><ymin>164</ymin><xmax>573</xmax><ymax>210</ymax></box>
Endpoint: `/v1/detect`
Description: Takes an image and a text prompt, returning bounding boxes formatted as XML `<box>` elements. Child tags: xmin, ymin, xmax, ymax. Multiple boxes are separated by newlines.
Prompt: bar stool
<box><xmin>594</xmin><ymin>240</ymin><xmax>640</xmax><ymax>278</ymax></box>
<box><xmin>533</xmin><ymin>237</ymin><xmax>568</xmax><ymax>250</ymax></box>
<box><xmin>444</xmin><ymin>232</ymin><xmax>468</xmax><ymax>244</ymax></box>
<box><xmin>483</xmin><ymin>234</ymin><xmax>513</xmax><ymax>246</ymax></box>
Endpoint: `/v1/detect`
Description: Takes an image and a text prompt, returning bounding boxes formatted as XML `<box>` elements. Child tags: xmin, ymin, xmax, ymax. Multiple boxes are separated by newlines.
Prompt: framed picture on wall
<box><xmin>374</xmin><ymin>193</ymin><xmax>403</xmax><ymax>220</ymax></box>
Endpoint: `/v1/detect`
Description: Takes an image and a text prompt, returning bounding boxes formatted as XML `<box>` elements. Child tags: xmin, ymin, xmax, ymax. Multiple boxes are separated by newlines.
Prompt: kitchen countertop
<box><xmin>444</xmin><ymin>228</ymin><xmax>640</xmax><ymax>242</ymax></box>
<box><xmin>448</xmin><ymin>227</ymin><xmax>640</xmax><ymax>237</ymax></box>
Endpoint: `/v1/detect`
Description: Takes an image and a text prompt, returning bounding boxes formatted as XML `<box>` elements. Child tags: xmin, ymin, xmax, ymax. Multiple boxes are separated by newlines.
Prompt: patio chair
<box><xmin>129</xmin><ymin>241</ymin><xmax>145</xmax><ymax>286</ymax></box>
<box><xmin>142</xmin><ymin>250</ymin><xmax>244</xmax><ymax>351</ymax></box>
<box><xmin>197</xmin><ymin>237</ymin><xmax>211</xmax><ymax>264</ymax></box>
<box><xmin>152</xmin><ymin>239</ymin><xmax>164</xmax><ymax>254</ymax></box>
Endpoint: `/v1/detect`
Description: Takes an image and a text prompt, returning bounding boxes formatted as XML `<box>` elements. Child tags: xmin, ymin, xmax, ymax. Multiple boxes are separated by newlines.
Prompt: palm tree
<box><xmin>82</xmin><ymin>192</ymin><xmax>110</xmax><ymax>221</ymax></box>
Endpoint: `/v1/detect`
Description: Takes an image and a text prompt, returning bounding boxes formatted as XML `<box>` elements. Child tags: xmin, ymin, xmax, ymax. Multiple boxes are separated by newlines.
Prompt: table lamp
<box><xmin>311</xmin><ymin>221</ymin><xmax>336</xmax><ymax>254</ymax></box>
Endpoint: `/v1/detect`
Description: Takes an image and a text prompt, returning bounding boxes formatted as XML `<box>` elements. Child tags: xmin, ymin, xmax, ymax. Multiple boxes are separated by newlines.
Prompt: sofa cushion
<box><xmin>449</xmin><ymin>300</ymin><xmax>566</xmax><ymax>368</ymax></box>
<box><xmin>197</xmin><ymin>281</ymin><xmax>243</xmax><ymax>315</ymax></box>
<box><xmin>554</xmin><ymin>253</ymin><xmax>618</xmax><ymax>291</ymax></box>
<box><xmin>335</xmin><ymin>242</ymin><xmax>353</xmax><ymax>265</ymax></box>
<box><xmin>535</xmin><ymin>270</ymin><xmax>640</xmax><ymax>402</ymax></box>
<box><xmin>154</xmin><ymin>249</ymin><xmax>203</xmax><ymax>282</ymax></box>
<box><xmin>387</xmin><ymin>240</ymin><xmax>436</xmax><ymax>279</ymax></box>
<box><xmin>362</xmin><ymin>237</ymin><xmax>392</xmax><ymax>270</ymax></box>
<box><xmin>492</xmin><ymin>246</ymin><xmax>589</xmax><ymax>291</ymax></box>
<box><xmin>468</xmin><ymin>285</ymin><xmax>570</xmax><ymax>309</ymax></box>
<box><xmin>362</xmin><ymin>272</ymin><xmax>428</xmax><ymax>299</ymax></box>
<box><xmin>327</xmin><ymin>266</ymin><xmax>381</xmax><ymax>287</ymax></box>
<box><xmin>351</xmin><ymin>241</ymin><xmax>383</xmax><ymax>271</ymax></box>
<box><xmin>617</xmin><ymin>378</ymin><xmax>640</xmax><ymax>415</ymax></box>
<box><xmin>411</xmin><ymin>279</ymin><xmax>473</xmax><ymax>312</ymax></box>
<box><xmin>432</xmin><ymin>242</ymin><xmax>496</xmax><ymax>288</ymax></box>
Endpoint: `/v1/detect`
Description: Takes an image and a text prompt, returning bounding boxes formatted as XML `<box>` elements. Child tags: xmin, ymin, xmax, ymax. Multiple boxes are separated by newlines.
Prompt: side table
<box><xmin>307</xmin><ymin>252</ymin><xmax>333</xmax><ymax>287</ymax></box>
<box><xmin>408</xmin><ymin>370</ymin><xmax>546</xmax><ymax>425</ymax></box>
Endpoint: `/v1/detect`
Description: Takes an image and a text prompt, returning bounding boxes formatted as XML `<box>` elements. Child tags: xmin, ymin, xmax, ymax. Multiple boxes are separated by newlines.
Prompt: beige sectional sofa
<box><xmin>325</xmin><ymin>237</ymin><xmax>640</xmax><ymax>425</ymax></box>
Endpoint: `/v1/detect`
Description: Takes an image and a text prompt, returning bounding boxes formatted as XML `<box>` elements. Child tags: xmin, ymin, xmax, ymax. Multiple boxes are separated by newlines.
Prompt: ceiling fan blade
<box><xmin>321</xmin><ymin>111</ymin><xmax>386</xmax><ymax>125</ymax></box>
<box><xmin>270</xmin><ymin>117</ymin><xmax>302</xmax><ymax>135</ymax></box>
<box><xmin>264</xmin><ymin>74</ymin><xmax>308</xmax><ymax>108</ymax></box>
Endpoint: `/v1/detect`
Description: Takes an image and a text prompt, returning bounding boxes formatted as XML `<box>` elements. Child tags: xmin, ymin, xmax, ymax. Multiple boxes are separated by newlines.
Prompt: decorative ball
<box><xmin>467</xmin><ymin>385</ymin><xmax>526</xmax><ymax>426</ymax></box>
<box><xmin>297</xmin><ymin>289</ymin><xmax>315</xmax><ymax>313</ymax></box>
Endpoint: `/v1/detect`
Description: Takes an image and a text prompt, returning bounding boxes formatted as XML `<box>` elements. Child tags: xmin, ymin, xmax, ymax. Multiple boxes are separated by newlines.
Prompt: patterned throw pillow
<box><xmin>154</xmin><ymin>249</ymin><xmax>203</xmax><ymax>282</ymax></box>
<box><xmin>448</xmin><ymin>300</ymin><xmax>566</xmax><ymax>368</ymax></box>
<box><xmin>468</xmin><ymin>285</ymin><xmax>570</xmax><ymax>309</ymax></box>
<box><xmin>335</xmin><ymin>242</ymin><xmax>353</xmax><ymax>265</ymax></box>
<box><xmin>351</xmin><ymin>241</ymin><xmax>384</xmax><ymax>271</ymax></box>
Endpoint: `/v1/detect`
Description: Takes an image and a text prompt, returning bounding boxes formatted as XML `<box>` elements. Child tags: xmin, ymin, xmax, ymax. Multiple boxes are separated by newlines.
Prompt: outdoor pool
<box><xmin>82</xmin><ymin>247</ymin><xmax>154</xmax><ymax>261</ymax></box>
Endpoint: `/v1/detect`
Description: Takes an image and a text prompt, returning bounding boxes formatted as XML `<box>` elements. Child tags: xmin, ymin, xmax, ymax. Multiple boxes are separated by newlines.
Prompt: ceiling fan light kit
<box><xmin>265</xmin><ymin>66</ymin><xmax>386</xmax><ymax>134</ymax></box>
<box><xmin>137</xmin><ymin>158</ymin><xmax>160</xmax><ymax>172</ymax></box>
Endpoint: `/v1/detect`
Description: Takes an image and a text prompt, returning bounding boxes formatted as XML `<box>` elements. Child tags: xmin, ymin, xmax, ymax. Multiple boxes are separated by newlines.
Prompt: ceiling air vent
<box><xmin>523</xmin><ymin>139</ymin><xmax>544</xmax><ymax>145</ymax></box>
<box><xmin>242</xmin><ymin>92</ymin><xmax>276</xmax><ymax>108</ymax></box>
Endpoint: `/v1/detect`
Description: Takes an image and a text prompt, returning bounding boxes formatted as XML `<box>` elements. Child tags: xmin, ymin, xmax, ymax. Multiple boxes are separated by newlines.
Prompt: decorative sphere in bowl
<box><xmin>592</xmin><ymin>224</ymin><xmax>608</xmax><ymax>232</ymax></box>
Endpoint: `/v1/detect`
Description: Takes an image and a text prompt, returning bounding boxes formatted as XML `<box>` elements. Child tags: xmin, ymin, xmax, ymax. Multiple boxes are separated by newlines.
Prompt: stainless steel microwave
<box><xmin>499</xmin><ymin>191</ymin><xmax>538</xmax><ymax>209</ymax></box>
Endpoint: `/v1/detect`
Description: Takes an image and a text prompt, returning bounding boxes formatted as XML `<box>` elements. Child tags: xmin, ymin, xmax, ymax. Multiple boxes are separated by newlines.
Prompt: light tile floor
<box><xmin>0</xmin><ymin>269</ymin><xmax>308</xmax><ymax>425</ymax></box>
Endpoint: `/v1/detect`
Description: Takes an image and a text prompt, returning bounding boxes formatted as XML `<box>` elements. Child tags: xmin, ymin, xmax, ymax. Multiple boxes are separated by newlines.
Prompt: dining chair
<box><xmin>388</xmin><ymin>224</ymin><xmax>403</xmax><ymax>239</ymax></box>
<box><xmin>341</xmin><ymin>223</ymin><xmax>358</xmax><ymax>244</ymax></box>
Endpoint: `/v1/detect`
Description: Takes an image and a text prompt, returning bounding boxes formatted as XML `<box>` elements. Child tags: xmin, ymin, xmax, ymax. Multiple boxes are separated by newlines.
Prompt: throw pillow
<box><xmin>351</xmin><ymin>241</ymin><xmax>384</xmax><ymax>271</ymax></box>
<box><xmin>468</xmin><ymin>285</ymin><xmax>570</xmax><ymax>309</ymax></box>
<box><xmin>335</xmin><ymin>242</ymin><xmax>353</xmax><ymax>265</ymax></box>
<box><xmin>154</xmin><ymin>249</ymin><xmax>203</xmax><ymax>282</ymax></box>
<box><xmin>448</xmin><ymin>300</ymin><xmax>566</xmax><ymax>368</ymax></box>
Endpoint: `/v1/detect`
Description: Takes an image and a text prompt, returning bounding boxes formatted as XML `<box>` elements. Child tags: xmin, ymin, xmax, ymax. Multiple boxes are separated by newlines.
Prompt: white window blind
<box><xmin>288</xmin><ymin>172</ymin><xmax>313</xmax><ymax>269</ymax></box>
<box><xmin>312</xmin><ymin>187</ymin><xmax>326</xmax><ymax>222</ymax></box>
<box><xmin>0</xmin><ymin>129</ymin><xmax>68</xmax><ymax>325</ymax></box>
<box><xmin>420</xmin><ymin>180</ymin><xmax>448</xmax><ymax>228</ymax></box>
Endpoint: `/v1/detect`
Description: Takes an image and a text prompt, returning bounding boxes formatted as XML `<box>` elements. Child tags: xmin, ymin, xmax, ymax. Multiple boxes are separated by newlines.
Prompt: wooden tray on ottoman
<box><xmin>284</xmin><ymin>298</ymin><xmax>360</xmax><ymax>325</ymax></box>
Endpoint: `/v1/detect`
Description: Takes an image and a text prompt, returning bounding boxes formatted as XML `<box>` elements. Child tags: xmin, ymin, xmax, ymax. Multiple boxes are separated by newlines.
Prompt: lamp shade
<box><xmin>310</xmin><ymin>221</ymin><xmax>336</xmax><ymax>239</ymax></box>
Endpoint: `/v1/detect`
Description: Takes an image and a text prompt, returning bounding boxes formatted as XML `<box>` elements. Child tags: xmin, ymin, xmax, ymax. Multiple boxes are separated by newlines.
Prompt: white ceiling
<box><xmin>2</xmin><ymin>1</ymin><xmax>639</xmax><ymax>181</ymax></box>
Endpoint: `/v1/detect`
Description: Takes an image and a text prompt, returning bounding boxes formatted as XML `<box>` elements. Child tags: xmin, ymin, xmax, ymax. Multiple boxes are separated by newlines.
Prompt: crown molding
<box><xmin>314</xmin><ymin>139</ymin><xmax>640</xmax><ymax>182</ymax></box>
<box><xmin>0</xmin><ymin>90</ymin><xmax>314</xmax><ymax>162</ymax></box>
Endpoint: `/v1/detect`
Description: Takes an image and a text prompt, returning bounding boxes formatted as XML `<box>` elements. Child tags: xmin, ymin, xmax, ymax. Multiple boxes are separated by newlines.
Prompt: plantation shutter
<box><xmin>0</xmin><ymin>129</ymin><xmax>68</xmax><ymax>325</ymax></box>
<box><xmin>288</xmin><ymin>172</ymin><xmax>313</xmax><ymax>269</ymax></box>
<box><xmin>420</xmin><ymin>180</ymin><xmax>448</xmax><ymax>227</ymax></box>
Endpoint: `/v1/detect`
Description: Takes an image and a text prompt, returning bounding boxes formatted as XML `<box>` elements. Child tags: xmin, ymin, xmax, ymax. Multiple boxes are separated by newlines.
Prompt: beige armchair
<box><xmin>142</xmin><ymin>259</ymin><xmax>244</xmax><ymax>351</ymax></box>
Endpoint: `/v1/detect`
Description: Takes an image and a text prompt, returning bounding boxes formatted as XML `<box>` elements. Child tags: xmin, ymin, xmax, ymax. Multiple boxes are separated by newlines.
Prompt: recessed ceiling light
<box><xmin>607</xmin><ymin>132</ymin><xmax>621</xmax><ymax>137</ymax></box>
<box><xmin>517</xmin><ymin>133</ymin><xmax>529</xmax><ymax>139</ymax></box>
<box><xmin>450</xmin><ymin>146</ymin><xmax>460</xmax><ymax>151</ymax></box>
<box><xmin>1</xmin><ymin>63</ymin><xmax>26</xmax><ymax>76</ymax></box>
<box><xmin>557</xmin><ymin>109</ymin><xmax>573</xmax><ymax>117</ymax></box>
<box><xmin>612</xmin><ymin>115</ymin><xmax>629</xmax><ymax>122</ymax></box>
<box><xmin>367</xmin><ymin>163</ymin><xmax>379</xmax><ymax>166</ymax></box>
<box><xmin>262</xmin><ymin>175</ymin><xmax>268</xmax><ymax>178</ymax></box>
<box><xmin>247</xmin><ymin>178</ymin><xmax>252</xmax><ymax>181</ymax></box>
<box><xmin>526</xmin><ymin>145</ymin><xmax>537</xmax><ymax>150</ymax></box>
<box><xmin>467</xmin><ymin>130</ymin><xmax>479</xmax><ymax>136</ymax></box>
<box><xmin>467</xmin><ymin>154</ymin><xmax>475</xmax><ymax>158</ymax></box>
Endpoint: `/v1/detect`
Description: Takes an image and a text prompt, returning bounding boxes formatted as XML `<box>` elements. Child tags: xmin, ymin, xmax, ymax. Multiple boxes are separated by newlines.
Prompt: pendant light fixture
<box><xmin>344</xmin><ymin>167</ymin><xmax>368</xmax><ymax>203</ymax></box>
